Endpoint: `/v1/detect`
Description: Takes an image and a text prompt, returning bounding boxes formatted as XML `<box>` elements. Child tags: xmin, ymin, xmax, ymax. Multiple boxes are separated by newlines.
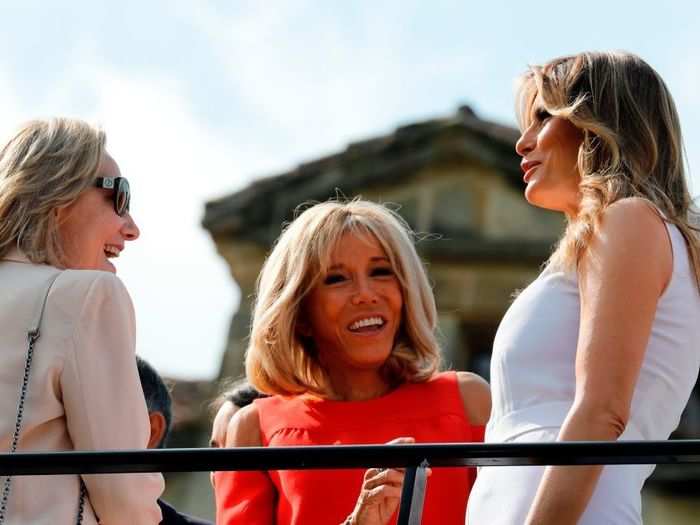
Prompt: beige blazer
<box><xmin>0</xmin><ymin>252</ymin><xmax>163</xmax><ymax>524</ymax></box>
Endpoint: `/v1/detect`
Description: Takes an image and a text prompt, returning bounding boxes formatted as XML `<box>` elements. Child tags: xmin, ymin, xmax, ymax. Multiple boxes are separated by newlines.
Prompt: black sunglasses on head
<box><xmin>95</xmin><ymin>176</ymin><xmax>130</xmax><ymax>216</ymax></box>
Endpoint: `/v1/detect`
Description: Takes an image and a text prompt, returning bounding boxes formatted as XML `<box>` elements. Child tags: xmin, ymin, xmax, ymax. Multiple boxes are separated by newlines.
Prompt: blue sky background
<box><xmin>1</xmin><ymin>1</ymin><xmax>698</xmax><ymax>379</ymax></box>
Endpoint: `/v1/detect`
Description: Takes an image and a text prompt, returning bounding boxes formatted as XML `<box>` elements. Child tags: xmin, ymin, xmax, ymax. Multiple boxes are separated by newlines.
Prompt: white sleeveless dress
<box><xmin>466</xmin><ymin>221</ymin><xmax>700</xmax><ymax>524</ymax></box>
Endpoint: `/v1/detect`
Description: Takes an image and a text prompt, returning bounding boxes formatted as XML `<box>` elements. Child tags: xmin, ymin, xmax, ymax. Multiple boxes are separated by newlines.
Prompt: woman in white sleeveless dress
<box><xmin>466</xmin><ymin>51</ymin><xmax>700</xmax><ymax>524</ymax></box>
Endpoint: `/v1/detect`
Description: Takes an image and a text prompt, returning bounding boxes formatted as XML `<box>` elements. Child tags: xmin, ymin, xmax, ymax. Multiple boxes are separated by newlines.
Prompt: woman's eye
<box><xmin>323</xmin><ymin>273</ymin><xmax>346</xmax><ymax>285</ymax></box>
<box><xmin>371</xmin><ymin>267</ymin><xmax>394</xmax><ymax>277</ymax></box>
<box><xmin>535</xmin><ymin>108</ymin><xmax>552</xmax><ymax>122</ymax></box>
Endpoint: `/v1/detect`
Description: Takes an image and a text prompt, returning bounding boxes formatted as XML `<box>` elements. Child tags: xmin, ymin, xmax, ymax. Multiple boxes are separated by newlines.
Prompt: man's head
<box><xmin>136</xmin><ymin>355</ymin><xmax>172</xmax><ymax>449</ymax></box>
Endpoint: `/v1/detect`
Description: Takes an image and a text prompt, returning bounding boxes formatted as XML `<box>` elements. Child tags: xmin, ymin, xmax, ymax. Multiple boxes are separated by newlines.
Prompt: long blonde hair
<box><xmin>516</xmin><ymin>51</ymin><xmax>700</xmax><ymax>287</ymax></box>
<box><xmin>245</xmin><ymin>199</ymin><xmax>441</xmax><ymax>397</ymax></box>
<box><xmin>0</xmin><ymin>118</ymin><xmax>106</xmax><ymax>265</ymax></box>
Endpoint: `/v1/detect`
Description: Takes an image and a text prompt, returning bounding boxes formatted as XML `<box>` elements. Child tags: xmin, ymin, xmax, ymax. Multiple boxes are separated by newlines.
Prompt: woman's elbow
<box><xmin>88</xmin><ymin>473</ymin><xmax>164</xmax><ymax>525</ymax></box>
<box><xmin>600</xmin><ymin>409</ymin><xmax>628</xmax><ymax>439</ymax></box>
<box><xmin>572</xmin><ymin>398</ymin><xmax>630</xmax><ymax>439</ymax></box>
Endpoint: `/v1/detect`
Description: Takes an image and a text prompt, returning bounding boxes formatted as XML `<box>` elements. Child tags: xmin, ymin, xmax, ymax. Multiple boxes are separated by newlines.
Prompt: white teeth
<box><xmin>104</xmin><ymin>245</ymin><xmax>121</xmax><ymax>258</ymax></box>
<box><xmin>349</xmin><ymin>317</ymin><xmax>385</xmax><ymax>331</ymax></box>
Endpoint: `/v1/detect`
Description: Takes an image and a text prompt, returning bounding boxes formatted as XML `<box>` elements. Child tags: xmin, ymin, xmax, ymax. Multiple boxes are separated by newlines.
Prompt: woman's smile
<box><xmin>347</xmin><ymin>315</ymin><xmax>387</xmax><ymax>334</ymax></box>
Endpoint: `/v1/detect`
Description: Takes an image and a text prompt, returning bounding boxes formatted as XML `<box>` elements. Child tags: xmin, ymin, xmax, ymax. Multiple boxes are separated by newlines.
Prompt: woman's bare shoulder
<box><xmin>583</xmin><ymin>197</ymin><xmax>671</xmax><ymax>294</ymax></box>
<box><xmin>602</xmin><ymin>197</ymin><xmax>668</xmax><ymax>239</ymax></box>
<box><xmin>455</xmin><ymin>371</ymin><xmax>491</xmax><ymax>426</ymax></box>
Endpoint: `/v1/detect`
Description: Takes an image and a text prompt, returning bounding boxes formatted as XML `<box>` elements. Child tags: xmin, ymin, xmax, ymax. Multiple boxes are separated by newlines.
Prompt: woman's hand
<box><xmin>346</xmin><ymin>437</ymin><xmax>416</xmax><ymax>525</ymax></box>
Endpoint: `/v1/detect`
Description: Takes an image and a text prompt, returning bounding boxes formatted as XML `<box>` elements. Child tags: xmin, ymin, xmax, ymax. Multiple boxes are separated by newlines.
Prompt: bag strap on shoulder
<box><xmin>0</xmin><ymin>271</ymin><xmax>67</xmax><ymax>524</ymax></box>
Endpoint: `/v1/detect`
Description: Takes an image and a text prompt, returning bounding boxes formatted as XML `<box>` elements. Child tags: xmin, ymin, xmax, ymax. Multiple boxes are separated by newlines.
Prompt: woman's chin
<box><xmin>524</xmin><ymin>182</ymin><xmax>542</xmax><ymax>207</ymax></box>
<box><xmin>102</xmin><ymin>258</ymin><xmax>117</xmax><ymax>273</ymax></box>
<box><xmin>524</xmin><ymin>183</ymin><xmax>561</xmax><ymax>212</ymax></box>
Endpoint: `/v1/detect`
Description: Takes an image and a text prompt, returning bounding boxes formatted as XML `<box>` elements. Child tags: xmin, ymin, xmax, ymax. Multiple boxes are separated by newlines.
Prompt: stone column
<box><xmin>214</xmin><ymin>239</ymin><xmax>267</xmax><ymax>382</ymax></box>
<box><xmin>217</xmin><ymin>296</ymin><xmax>253</xmax><ymax>382</ymax></box>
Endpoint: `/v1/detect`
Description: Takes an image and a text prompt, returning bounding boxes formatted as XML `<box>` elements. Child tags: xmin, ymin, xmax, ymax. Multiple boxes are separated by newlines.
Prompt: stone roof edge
<box><xmin>202</xmin><ymin>106</ymin><xmax>520</xmax><ymax>236</ymax></box>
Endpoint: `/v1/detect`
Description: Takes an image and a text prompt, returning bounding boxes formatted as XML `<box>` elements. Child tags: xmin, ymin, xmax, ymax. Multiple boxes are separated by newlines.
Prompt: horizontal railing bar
<box><xmin>1</xmin><ymin>440</ymin><xmax>700</xmax><ymax>476</ymax></box>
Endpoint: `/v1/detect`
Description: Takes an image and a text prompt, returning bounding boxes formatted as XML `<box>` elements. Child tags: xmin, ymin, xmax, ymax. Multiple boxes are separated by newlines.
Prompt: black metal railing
<box><xmin>2</xmin><ymin>440</ymin><xmax>700</xmax><ymax>524</ymax></box>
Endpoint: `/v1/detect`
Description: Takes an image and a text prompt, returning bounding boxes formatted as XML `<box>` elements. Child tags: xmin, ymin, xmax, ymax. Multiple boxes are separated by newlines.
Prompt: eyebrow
<box><xmin>327</xmin><ymin>257</ymin><xmax>390</xmax><ymax>270</ymax></box>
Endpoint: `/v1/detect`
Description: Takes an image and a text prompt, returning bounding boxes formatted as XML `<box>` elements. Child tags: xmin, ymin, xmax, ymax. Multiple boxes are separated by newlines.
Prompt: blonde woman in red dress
<box><xmin>213</xmin><ymin>200</ymin><xmax>490</xmax><ymax>525</ymax></box>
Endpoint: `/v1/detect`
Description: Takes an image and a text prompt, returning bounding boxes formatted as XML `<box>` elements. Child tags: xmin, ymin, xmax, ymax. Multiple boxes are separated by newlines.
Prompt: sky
<box><xmin>1</xmin><ymin>1</ymin><xmax>698</xmax><ymax>380</ymax></box>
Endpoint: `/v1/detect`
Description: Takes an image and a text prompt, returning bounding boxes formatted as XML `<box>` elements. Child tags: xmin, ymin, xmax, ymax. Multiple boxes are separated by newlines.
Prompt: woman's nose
<box><xmin>122</xmin><ymin>212</ymin><xmax>140</xmax><ymax>241</ymax></box>
<box><xmin>351</xmin><ymin>278</ymin><xmax>379</xmax><ymax>304</ymax></box>
<box><xmin>515</xmin><ymin>124</ymin><xmax>537</xmax><ymax>157</ymax></box>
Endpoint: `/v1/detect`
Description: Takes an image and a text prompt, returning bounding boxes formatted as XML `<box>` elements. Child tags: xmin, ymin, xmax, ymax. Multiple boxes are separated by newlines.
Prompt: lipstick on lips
<box><xmin>520</xmin><ymin>160</ymin><xmax>541</xmax><ymax>182</ymax></box>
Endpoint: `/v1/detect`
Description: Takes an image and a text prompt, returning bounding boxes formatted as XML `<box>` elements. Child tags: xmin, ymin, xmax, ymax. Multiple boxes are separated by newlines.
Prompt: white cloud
<box><xmin>78</xmin><ymin>66</ymin><xmax>242</xmax><ymax>379</ymax></box>
<box><xmin>0</xmin><ymin>77</ymin><xmax>23</xmax><ymax>141</ymax></box>
<box><xmin>185</xmin><ymin>2</ymin><xmax>488</xmax><ymax>169</ymax></box>
<box><xmin>668</xmin><ymin>50</ymin><xmax>700</xmax><ymax>194</ymax></box>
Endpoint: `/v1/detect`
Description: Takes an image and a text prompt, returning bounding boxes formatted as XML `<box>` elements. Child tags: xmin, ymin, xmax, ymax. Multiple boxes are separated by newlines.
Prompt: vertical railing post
<box><xmin>397</xmin><ymin>460</ymin><xmax>429</xmax><ymax>525</ymax></box>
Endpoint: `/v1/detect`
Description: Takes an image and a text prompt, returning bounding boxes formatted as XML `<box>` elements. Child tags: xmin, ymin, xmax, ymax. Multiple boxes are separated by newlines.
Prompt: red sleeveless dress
<box><xmin>214</xmin><ymin>371</ymin><xmax>484</xmax><ymax>524</ymax></box>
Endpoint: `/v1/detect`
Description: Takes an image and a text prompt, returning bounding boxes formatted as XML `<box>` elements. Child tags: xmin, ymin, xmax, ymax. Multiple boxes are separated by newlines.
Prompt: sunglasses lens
<box><xmin>116</xmin><ymin>178</ymin><xmax>130</xmax><ymax>216</ymax></box>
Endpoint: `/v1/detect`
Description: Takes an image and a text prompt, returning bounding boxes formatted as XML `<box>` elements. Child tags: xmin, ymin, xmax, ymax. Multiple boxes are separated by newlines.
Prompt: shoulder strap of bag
<box><xmin>0</xmin><ymin>272</ymin><xmax>86</xmax><ymax>525</ymax></box>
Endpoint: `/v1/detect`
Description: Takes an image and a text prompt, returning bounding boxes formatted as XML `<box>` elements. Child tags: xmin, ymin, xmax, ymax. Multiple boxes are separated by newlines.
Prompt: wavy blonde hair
<box><xmin>0</xmin><ymin>118</ymin><xmax>106</xmax><ymax>266</ymax></box>
<box><xmin>516</xmin><ymin>51</ymin><xmax>700</xmax><ymax>288</ymax></box>
<box><xmin>245</xmin><ymin>199</ymin><xmax>441</xmax><ymax>397</ymax></box>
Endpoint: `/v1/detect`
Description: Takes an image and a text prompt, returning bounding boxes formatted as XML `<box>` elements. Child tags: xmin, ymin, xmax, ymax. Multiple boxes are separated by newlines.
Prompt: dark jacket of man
<box><xmin>158</xmin><ymin>499</ymin><xmax>212</xmax><ymax>525</ymax></box>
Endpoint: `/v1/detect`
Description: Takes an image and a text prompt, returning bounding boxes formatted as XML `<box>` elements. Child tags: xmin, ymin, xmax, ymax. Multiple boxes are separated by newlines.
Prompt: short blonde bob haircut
<box><xmin>245</xmin><ymin>199</ymin><xmax>442</xmax><ymax>397</ymax></box>
<box><xmin>0</xmin><ymin>117</ymin><xmax>106</xmax><ymax>266</ymax></box>
<box><xmin>516</xmin><ymin>51</ymin><xmax>700</xmax><ymax>288</ymax></box>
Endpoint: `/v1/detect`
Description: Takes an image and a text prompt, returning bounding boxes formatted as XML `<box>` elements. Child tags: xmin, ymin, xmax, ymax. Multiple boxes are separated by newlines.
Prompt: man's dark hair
<box><xmin>136</xmin><ymin>355</ymin><xmax>172</xmax><ymax>448</ymax></box>
<box><xmin>226</xmin><ymin>381</ymin><xmax>266</xmax><ymax>409</ymax></box>
<box><xmin>209</xmin><ymin>378</ymin><xmax>267</xmax><ymax>419</ymax></box>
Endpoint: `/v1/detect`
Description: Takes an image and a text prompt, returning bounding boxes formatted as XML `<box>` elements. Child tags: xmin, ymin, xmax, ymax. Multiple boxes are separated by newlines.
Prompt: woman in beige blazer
<box><xmin>0</xmin><ymin>118</ymin><xmax>164</xmax><ymax>524</ymax></box>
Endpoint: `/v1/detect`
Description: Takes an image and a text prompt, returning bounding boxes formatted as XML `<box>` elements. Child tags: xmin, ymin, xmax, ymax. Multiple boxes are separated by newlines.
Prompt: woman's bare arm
<box><xmin>525</xmin><ymin>198</ymin><xmax>672</xmax><ymax>524</ymax></box>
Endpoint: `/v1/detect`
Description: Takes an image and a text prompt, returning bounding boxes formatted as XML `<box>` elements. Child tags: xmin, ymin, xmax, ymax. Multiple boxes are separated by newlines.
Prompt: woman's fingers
<box><xmin>363</xmin><ymin>467</ymin><xmax>382</xmax><ymax>481</ymax></box>
<box><xmin>363</xmin><ymin>468</ymin><xmax>405</xmax><ymax>490</ymax></box>
<box><xmin>361</xmin><ymin>483</ymin><xmax>403</xmax><ymax>504</ymax></box>
<box><xmin>361</xmin><ymin>436</ymin><xmax>414</xmax><ymax>487</ymax></box>
<box><xmin>352</xmin><ymin>438</ymin><xmax>430</xmax><ymax>524</ymax></box>
<box><xmin>363</xmin><ymin>467</ymin><xmax>405</xmax><ymax>481</ymax></box>
<box><xmin>386</xmin><ymin>436</ymin><xmax>415</xmax><ymax>445</ymax></box>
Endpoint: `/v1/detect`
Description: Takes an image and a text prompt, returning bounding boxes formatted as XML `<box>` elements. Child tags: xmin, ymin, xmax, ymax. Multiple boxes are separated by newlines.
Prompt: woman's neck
<box><xmin>325</xmin><ymin>368</ymin><xmax>391</xmax><ymax>401</ymax></box>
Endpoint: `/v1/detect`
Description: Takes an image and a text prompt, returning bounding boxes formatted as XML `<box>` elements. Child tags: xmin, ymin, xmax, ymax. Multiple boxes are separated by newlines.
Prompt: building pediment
<box><xmin>203</xmin><ymin>106</ymin><xmax>534</xmax><ymax>245</ymax></box>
